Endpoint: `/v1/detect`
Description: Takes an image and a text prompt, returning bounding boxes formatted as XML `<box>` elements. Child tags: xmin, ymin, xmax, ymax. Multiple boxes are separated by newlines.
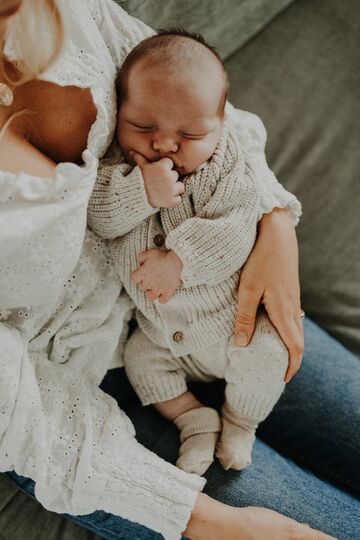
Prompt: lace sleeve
<box><xmin>225</xmin><ymin>101</ymin><xmax>302</xmax><ymax>225</ymax></box>
<box><xmin>0</xmin><ymin>320</ymin><xmax>205</xmax><ymax>540</ymax></box>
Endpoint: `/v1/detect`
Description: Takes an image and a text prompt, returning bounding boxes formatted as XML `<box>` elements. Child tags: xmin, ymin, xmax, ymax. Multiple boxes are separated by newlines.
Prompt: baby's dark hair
<box><xmin>116</xmin><ymin>27</ymin><xmax>228</xmax><ymax>115</ymax></box>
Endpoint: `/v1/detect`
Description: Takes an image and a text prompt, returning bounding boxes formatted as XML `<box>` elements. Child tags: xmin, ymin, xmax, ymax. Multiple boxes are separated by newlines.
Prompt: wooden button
<box><xmin>172</xmin><ymin>331</ymin><xmax>183</xmax><ymax>343</ymax></box>
<box><xmin>154</xmin><ymin>234</ymin><xmax>165</xmax><ymax>247</ymax></box>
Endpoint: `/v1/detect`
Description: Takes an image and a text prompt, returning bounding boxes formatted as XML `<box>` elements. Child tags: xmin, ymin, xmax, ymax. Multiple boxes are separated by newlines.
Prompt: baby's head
<box><xmin>116</xmin><ymin>28</ymin><xmax>228</xmax><ymax>175</ymax></box>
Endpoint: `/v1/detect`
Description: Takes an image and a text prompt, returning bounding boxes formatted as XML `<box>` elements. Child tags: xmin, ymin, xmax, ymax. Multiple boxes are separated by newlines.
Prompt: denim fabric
<box><xmin>7</xmin><ymin>319</ymin><xmax>360</xmax><ymax>540</ymax></box>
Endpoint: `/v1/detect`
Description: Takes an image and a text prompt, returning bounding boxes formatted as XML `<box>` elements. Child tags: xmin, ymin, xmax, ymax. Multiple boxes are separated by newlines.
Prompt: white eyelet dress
<box><xmin>0</xmin><ymin>1</ymin><xmax>301</xmax><ymax>539</ymax></box>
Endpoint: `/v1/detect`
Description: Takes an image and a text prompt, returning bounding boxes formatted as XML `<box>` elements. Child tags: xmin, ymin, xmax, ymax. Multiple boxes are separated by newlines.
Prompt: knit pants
<box><xmin>124</xmin><ymin>311</ymin><xmax>288</xmax><ymax>425</ymax></box>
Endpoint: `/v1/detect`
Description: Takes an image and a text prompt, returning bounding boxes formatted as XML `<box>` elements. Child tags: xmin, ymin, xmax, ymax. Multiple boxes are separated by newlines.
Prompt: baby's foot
<box><xmin>215</xmin><ymin>402</ymin><xmax>257</xmax><ymax>471</ymax></box>
<box><xmin>216</xmin><ymin>418</ymin><xmax>256</xmax><ymax>470</ymax></box>
<box><xmin>174</xmin><ymin>407</ymin><xmax>221</xmax><ymax>475</ymax></box>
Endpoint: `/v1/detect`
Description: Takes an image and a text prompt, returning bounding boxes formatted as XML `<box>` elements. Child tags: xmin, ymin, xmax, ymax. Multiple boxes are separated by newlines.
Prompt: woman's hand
<box><xmin>184</xmin><ymin>494</ymin><xmax>337</xmax><ymax>540</ymax></box>
<box><xmin>234</xmin><ymin>208</ymin><xmax>304</xmax><ymax>383</ymax></box>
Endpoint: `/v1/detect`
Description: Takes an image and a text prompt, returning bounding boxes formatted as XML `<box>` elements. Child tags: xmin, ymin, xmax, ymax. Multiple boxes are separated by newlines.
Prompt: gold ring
<box><xmin>300</xmin><ymin>310</ymin><xmax>305</xmax><ymax>319</ymax></box>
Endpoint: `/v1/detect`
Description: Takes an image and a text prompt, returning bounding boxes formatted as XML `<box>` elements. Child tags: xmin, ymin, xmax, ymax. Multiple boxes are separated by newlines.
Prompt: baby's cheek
<box><xmin>184</xmin><ymin>140</ymin><xmax>217</xmax><ymax>170</ymax></box>
<box><xmin>118</xmin><ymin>129</ymin><xmax>145</xmax><ymax>156</ymax></box>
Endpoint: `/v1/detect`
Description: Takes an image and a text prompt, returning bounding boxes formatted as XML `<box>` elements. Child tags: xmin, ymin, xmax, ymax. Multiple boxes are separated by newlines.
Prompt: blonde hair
<box><xmin>1</xmin><ymin>0</ymin><xmax>65</xmax><ymax>85</ymax></box>
<box><xmin>0</xmin><ymin>0</ymin><xmax>66</xmax><ymax>143</ymax></box>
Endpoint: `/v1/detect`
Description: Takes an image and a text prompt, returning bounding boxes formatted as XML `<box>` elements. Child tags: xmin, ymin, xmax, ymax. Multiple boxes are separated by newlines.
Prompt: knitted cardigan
<box><xmin>88</xmin><ymin>128</ymin><xmax>260</xmax><ymax>355</ymax></box>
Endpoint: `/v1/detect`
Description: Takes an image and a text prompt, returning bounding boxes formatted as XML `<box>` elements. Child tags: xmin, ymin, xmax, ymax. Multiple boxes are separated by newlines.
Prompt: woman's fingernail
<box><xmin>235</xmin><ymin>332</ymin><xmax>248</xmax><ymax>346</ymax></box>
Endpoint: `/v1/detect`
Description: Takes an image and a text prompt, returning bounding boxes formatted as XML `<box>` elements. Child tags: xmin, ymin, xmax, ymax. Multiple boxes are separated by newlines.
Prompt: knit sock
<box><xmin>174</xmin><ymin>407</ymin><xmax>222</xmax><ymax>475</ymax></box>
<box><xmin>215</xmin><ymin>402</ymin><xmax>258</xmax><ymax>471</ymax></box>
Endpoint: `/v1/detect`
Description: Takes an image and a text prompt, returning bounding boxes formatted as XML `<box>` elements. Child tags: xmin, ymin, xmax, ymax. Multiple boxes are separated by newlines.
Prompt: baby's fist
<box><xmin>130</xmin><ymin>151</ymin><xmax>185</xmax><ymax>208</ymax></box>
<box><xmin>131</xmin><ymin>249</ymin><xmax>183</xmax><ymax>303</ymax></box>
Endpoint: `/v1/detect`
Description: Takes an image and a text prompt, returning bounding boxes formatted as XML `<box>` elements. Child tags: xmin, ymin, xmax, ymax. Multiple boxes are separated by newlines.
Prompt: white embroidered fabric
<box><xmin>0</xmin><ymin>1</ymin><xmax>301</xmax><ymax>538</ymax></box>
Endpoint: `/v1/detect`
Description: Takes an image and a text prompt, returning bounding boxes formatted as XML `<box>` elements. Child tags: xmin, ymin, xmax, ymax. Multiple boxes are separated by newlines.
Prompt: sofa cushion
<box><xmin>225</xmin><ymin>0</ymin><xmax>360</xmax><ymax>356</ymax></box>
<box><xmin>0</xmin><ymin>474</ymin><xmax>100</xmax><ymax>540</ymax></box>
<box><xmin>119</xmin><ymin>0</ymin><xmax>295</xmax><ymax>59</ymax></box>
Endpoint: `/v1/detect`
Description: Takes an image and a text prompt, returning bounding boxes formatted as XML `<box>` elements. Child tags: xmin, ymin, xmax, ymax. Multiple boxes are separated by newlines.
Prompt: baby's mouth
<box><xmin>145</xmin><ymin>154</ymin><xmax>185</xmax><ymax>174</ymax></box>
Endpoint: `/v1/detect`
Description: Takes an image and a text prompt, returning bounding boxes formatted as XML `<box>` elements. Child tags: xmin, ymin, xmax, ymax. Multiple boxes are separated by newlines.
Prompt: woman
<box><xmin>0</xmin><ymin>1</ymin><xmax>359</xmax><ymax>539</ymax></box>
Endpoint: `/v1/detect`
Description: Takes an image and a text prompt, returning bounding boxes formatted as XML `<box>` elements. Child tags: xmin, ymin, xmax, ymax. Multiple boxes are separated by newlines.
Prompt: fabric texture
<box><xmin>124</xmin><ymin>312</ymin><xmax>287</xmax><ymax>416</ymax></box>
<box><xmin>174</xmin><ymin>407</ymin><xmax>221</xmax><ymax>475</ymax></box>
<box><xmin>89</xmin><ymin>128</ymin><xmax>299</xmax><ymax>357</ymax></box>
<box><xmin>124</xmin><ymin>311</ymin><xmax>287</xmax><ymax>474</ymax></box>
<box><xmin>5</xmin><ymin>319</ymin><xmax>360</xmax><ymax>540</ymax></box>
<box><xmin>0</xmin><ymin>0</ymin><xmax>300</xmax><ymax>538</ymax></box>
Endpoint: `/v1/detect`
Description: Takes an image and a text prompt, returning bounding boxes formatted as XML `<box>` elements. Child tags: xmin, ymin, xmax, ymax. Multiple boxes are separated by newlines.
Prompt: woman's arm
<box><xmin>0</xmin><ymin>129</ymin><xmax>55</xmax><ymax>178</ymax></box>
<box><xmin>224</xmin><ymin>103</ymin><xmax>303</xmax><ymax>381</ymax></box>
<box><xmin>234</xmin><ymin>208</ymin><xmax>304</xmax><ymax>383</ymax></box>
<box><xmin>0</xmin><ymin>320</ymin><xmax>205</xmax><ymax>540</ymax></box>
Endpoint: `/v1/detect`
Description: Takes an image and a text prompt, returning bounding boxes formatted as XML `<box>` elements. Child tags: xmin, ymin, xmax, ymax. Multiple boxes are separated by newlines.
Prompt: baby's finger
<box><xmin>131</xmin><ymin>266</ymin><xmax>143</xmax><ymax>284</ymax></box>
<box><xmin>146</xmin><ymin>289</ymin><xmax>160</xmax><ymax>301</ymax></box>
<box><xmin>170</xmin><ymin>169</ymin><xmax>179</xmax><ymax>182</ymax></box>
<box><xmin>170</xmin><ymin>195</ymin><xmax>183</xmax><ymax>208</ymax></box>
<box><xmin>174</xmin><ymin>181</ymin><xmax>185</xmax><ymax>196</ymax></box>
<box><xmin>137</xmin><ymin>281</ymin><xmax>148</xmax><ymax>292</ymax></box>
<box><xmin>130</xmin><ymin>150</ymin><xmax>149</xmax><ymax>168</ymax></box>
<box><xmin>159</xmin><ymin>157</ymin><xmax>174</xmax><ymax>170</ymax></box>
<box><xmin>137</xmin><ymin>250</ymin><xmax>151</xmax><ymax>265</ymax></box>
<box><xmin>158</xmin><ymin>290</ymin><xmax>174</xmax><ymax>304</ymax></box>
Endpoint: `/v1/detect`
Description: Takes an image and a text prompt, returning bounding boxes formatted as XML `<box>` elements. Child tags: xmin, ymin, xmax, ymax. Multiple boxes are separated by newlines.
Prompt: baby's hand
<box><xmin>130</xmin><ymin>151</ymin><xmax>185</xmax><ymax>208</ymax></box>
<box><xmin>131</xmin><ymin>249</ymin><xmax>183</xmax><ymax>303</ymax></box>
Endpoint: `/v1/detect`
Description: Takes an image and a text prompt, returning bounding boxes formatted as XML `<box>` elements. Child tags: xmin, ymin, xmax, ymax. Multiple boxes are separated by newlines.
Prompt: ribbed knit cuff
<box><xmin>175</xmin><ymin>407</ymin><xmax>222</xmax><ymax>442</ymax></box>
<box><xmin>165</xmin><ymin>230</ymin><xmax>199</xmax><ymax>288</ymax></box>
<box><xmin>126</xmin><ymin>370</ymin><xmax>188</xmax><ymax>406</ymax></box>
<box><xmin>226</xmin><ymin>382</ymin><xmax>285</xmax><ymax>422</ymax></box>
<box><xmin>88</xmin><ymin>165</ymin><xmax>157</xmax><ymax>238</ymax></box>
<box><xmin>119</xmin><ymin>165</ymin><xmax>157</xmax><ymax>218</ymax></box>
<box><xmin>71</xmin><ymin>437</ymin><xmax>205</xmax><ymax>540</ymax></box>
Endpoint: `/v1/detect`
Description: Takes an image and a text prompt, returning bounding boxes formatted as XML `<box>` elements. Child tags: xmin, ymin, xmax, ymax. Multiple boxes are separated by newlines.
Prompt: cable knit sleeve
<box><xmin>88</xmin><ymin>156</ymin><xmax>157</xmax><ymax>239</ymax></box>
<box><xmin>165</xmin><ymin>142</ymin><xmax>260</xmax><ymax>288</ymax></box>
<box><xmin>225</xmin><ymin>101</ymin><xmax>302</xmax><ymax>225</ymax></box>
<box><xmin>0</xmin><ymin>322</ymin><xmax>205</xmax><ymax>540</ymax></box>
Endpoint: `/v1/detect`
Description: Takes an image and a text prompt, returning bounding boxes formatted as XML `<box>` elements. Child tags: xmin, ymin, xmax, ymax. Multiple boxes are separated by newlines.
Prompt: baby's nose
<box><xmin>153</xmin><ymin>137</ymin><xmax>178</xmax><ymax>153</ymax></box>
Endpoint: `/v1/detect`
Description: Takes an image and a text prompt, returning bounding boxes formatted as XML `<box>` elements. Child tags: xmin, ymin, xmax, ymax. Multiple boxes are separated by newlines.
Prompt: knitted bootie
<box><xmin>174</xmin><ymin>407</ymin><xmax>222</xmax><ymax>475</ymax></box>
<box><xmin>215</xmin><ymin>401</ymin><xmax>257</xmax><ymax>471</ymax></box>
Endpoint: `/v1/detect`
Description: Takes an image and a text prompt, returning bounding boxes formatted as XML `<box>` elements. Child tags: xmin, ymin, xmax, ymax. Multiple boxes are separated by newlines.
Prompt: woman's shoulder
<box><xmin>225</xmin><ymin>101</ymin><xmax>267</xmax><ymax>155</ymax></box>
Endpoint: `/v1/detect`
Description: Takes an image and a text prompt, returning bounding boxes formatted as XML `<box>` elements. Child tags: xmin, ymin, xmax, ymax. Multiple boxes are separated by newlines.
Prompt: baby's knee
<box><xmin>253</xmin><ymin>313</ymin><xmax>289</xmax><ymax>377</ymax></box>
<box><xmin>123</xmin><ymin>330</ymin><xmax>151</xmax><ymax>377</ymax></box>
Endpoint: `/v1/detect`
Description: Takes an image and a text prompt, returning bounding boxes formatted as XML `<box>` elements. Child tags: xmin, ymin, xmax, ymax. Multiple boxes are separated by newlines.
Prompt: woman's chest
<box><xmin>13</xmin><ymin>80</ymin><xmax>98</xmax><ymax>164</ymax></box>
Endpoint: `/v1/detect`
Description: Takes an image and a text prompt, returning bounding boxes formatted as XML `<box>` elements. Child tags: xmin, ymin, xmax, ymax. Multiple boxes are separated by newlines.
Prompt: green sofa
<box><xmin>1</xmin><ymin>0</ymin><xmax>358</xmax><ymax>537</ymax></box>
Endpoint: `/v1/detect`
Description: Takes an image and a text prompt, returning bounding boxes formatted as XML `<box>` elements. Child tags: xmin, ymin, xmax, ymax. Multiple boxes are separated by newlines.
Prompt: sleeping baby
<box><xmin>88</xmin><ymin>28</ymin><xmax>289</xmax><ymax>475</ymax></box>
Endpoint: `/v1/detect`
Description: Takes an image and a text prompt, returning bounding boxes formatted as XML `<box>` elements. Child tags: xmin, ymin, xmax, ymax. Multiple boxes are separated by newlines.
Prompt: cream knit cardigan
<box><xmin>88</xmin><ymin>128</ymin><xmax>261</xmax><ymax>355</ymax></box>
<box><xmin>0</xmin><ymin>1</ymin><xmax>301</xmax><ymax>538</ymax></box>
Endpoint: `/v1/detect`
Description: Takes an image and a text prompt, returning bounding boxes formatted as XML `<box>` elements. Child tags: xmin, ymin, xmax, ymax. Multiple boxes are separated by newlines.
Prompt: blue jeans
<box><xmin>7</xmin><ymin>319</ymin><xmax>360</xmax><ymax>540</ymax></box>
